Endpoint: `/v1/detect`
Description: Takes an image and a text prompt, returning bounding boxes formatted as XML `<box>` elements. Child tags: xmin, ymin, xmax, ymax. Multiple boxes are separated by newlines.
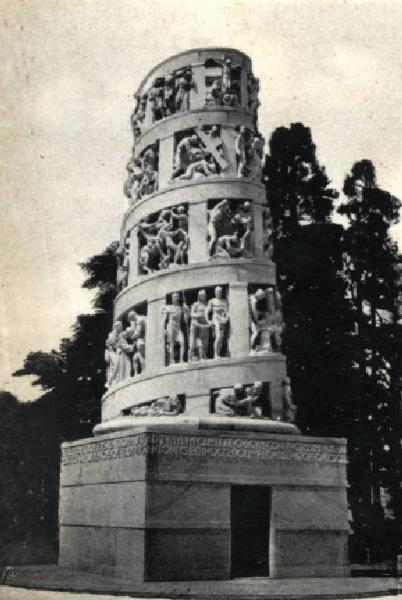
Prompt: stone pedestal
<box><xmin>59</xmin><ymin>423</ymin><xmax>349</xmax><ymax>582</ymax></box>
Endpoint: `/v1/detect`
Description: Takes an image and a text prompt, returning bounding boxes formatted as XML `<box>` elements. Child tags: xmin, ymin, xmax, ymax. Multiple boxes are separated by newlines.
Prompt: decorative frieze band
<box><xmin>62</xmin><ymin>433</ymin><xmax>347</xmax><ymax>466</ymax></box>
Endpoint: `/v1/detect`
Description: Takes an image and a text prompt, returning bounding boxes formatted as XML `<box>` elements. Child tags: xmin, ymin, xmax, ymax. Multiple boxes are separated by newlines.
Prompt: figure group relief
<box><xmin>138</xmin><ymin>204</ymin><xmax>188</xmax><ymax>275</ymax></box>
<box><xmin>124</xmin><ymin>142</ymin><xmax>159</xmax><ymax>206</ymax></box>
<box><xmin>172</xmin><ymin>125</ymin><xmax>227</xmax><ymax>181</ymax></box>
<box><xmin>131</xmin><ymin>66</ymin><xmax>196</xmax><ymax>138</ymax></box>
<box><xmin>214</xmin><ymin>381</ymin><xmax>265</xmax><ymax>418</ymax></box>
<box><xmin>126</xmin><ymin>395</ymin><xmax>184</xmax><ymax>418</ymax></box>
<box><xmin>249</xmin><ymin>286</ymin><xmax>283</xmax><ymax>354</ymax></box>
<box><xmin>162</xmin><ymin>286</ymin><xmax>230</xmax><ymax>366</ymax></box>
<box><xmin>105</xmin><ymin>309</ymin><xmax>147</xmax><ymax>388</ymax></box>
<box><xmin>204</xmin><ymin>56</ymin><xmax>241</xmax><ymax>109</ymax></box>
<box><xmin>208</xmin><ymin>198</ymin><xmax>253</xmax><ymax>259</ymax></box>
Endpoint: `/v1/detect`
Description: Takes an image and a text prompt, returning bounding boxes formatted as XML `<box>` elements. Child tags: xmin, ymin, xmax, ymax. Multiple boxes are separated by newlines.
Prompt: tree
<box><xmin>7</xmin><ymin>241</ymin><xmax>119</xmax><ymax>556</ymax></box>
<box><xmin>339</xmin><ymin>160</ymin><xmax>402</xmax><ymax>560</ymax></box>
<box><xmin>264</xmin><ymin>123</ymin><xmax>357</xmax><ymax>437</ymax></box>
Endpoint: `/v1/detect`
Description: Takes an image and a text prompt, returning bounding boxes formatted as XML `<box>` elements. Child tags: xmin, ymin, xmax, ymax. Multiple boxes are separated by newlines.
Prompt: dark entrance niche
<box><xmin>231</xmin><ymin>485</ymin><xmax>270</xmax><ymax>578</ymax></box>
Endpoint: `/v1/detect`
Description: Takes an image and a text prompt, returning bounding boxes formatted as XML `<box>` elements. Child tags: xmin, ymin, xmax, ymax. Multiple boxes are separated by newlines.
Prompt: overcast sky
<box><xmin>1</xmin><ymin>0</ymin><xmax>401</xmax><ymax>401</ymax></box>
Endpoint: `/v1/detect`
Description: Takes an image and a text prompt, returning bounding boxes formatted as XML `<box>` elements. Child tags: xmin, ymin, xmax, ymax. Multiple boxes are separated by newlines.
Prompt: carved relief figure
<box><xmin>116</xmin><ymin>234</ymin><xmax>130</xmax><ymax>291</ymax></box>
<box><xmin>124</xmin><ymin>143</ymin><xmax>159</xmax><ymax>205</ymax></box>
<box><xmin>247</xmin><ymin>73</ymin><xmax>260</xmax><ymax>128</ymax></box>
<box><xmin>249</xmin><ymin>287</ymin><xmax>283</xmax><ymax>354</ymax></box>
<box><xmin>215</xmin><ymin>381</ymin><xmax>263</xmax><ymax>418</ymax></box>
<box><xmin>130</xmin><ymin>395</ymin><xmax>183</xmax><ymax>417</ymax></box>
<box><xmin>138</xmin><ymin>204</ymin><xmax>188</xmax><ymax>274</ymax></box>
<box><xmin>105</xmin><ymin>335</ymin><xmax>119</xmax><ymax>388</ymax></box>
<box><xmin>282</xmin><ymin>377</ymin><xmax>297</xmax><ymax>423</ymax></box>
<box><xmin>189</xmin><ymin>289</ymin><xmax>211</xmax><ymax>361</ymax></box>
<box><xmin>235</xmin><ymin>127</ymin><xmax>264</xmax><ymax>181</ymax></box>
<box><xmin>207</xmin><ymin>286</ymin><xmax>230</xmax><ymax>358</ymax></box>
<box><xmin>162</xmin><ymin>292</ymin><xmax>188</xmax><ymax>365</ymax></box>
<box><xmin>130</xmin><ymin>93</ymin><xmax>147</xmax><ymax>139</ymax></box>
<box><xmin>204</xmin><ymin>56</ymin><xmax>241</xmax><ymax>108</ymax></box>
<box><xmin>172</xmin><ymin>127</ymin><xmax>227</xmax><ymax>181</ymax></box>
<box><xmin>105</xmin><ymin>321</ymin><xmax>124</xmax><ymax>386</ymax></box>
<box><xmin>175</xmin><ymin>68</ymin><xmax>195</xmax><ymax>112</ymax></box>
<box><xmin>208</xmin><ymin>199</ymin><xmax>253</xmax><ymax>259</ymax></box>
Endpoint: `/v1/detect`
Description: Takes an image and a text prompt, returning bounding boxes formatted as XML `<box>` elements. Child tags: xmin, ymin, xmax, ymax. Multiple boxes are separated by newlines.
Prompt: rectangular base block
<box><xmin>59</xmin><ymin>426</ymin><xmax>350</xmax><ymax>581</ymax></box>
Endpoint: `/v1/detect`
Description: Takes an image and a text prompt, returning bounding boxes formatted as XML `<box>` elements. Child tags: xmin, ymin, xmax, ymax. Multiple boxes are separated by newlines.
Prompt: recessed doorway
<box><xmin>230</xmin><ymin>485</ymin><xmax>270</xmax><ymax>577</ymax></box>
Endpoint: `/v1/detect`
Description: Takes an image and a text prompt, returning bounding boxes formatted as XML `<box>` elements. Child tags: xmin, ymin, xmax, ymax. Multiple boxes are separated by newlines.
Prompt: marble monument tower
<box><xmin>58</xmin><ymin>48</ymin><xmax>350</xmax><ymax>581</ymax></box>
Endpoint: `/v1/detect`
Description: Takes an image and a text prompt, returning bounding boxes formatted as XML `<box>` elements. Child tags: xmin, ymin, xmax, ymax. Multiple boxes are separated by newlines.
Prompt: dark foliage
<box><xmin>1</xmin><ymin>242</ymin><xmax>118</xmax><ymax>560</ymax></box>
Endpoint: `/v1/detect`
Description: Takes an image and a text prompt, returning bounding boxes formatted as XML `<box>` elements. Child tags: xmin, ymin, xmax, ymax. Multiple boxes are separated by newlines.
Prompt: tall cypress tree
<box><xmin>264</xmin><ymin>123</ymin><xmax>357</xmax><ymax>437</ymax></box>
<box><xmin>339</xmin><ymin>160</ymin><xmax>402</xmax><ymax>560</ymax></box>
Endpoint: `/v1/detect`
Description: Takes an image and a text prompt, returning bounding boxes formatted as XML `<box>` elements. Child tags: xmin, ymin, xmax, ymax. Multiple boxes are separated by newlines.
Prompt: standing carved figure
<box><xmin>162</xmin><ymin>292</ymin><xmax>188</xmax><ymax>365</ymax></box>
<box><xmin>175</xmin><ymin>69</ymin><xmax>195</xmax><ymax>112</ymax></box>
<box><xmin>207</xmin><ymin>199</ymin><xmax>230</xmax><ymax>256</ymax></box>
<box><xmin>207</xmin><ymin>286</ymin><xmax>230</xmax><ymax>358</ymax></box>
<box><xmin>105</xmin><ymin>336</ymin><xmax>118</xmax><ymax>388</ymax></box>
<box><xmin>249</xmin><ymin>288</ymin><xmax>271</xmax><ymax>353</ymax></box>
<box><xmin>133</xmin><ymin>339</ymin><xmax>145</xmax><ymax>376</ymax></box>
<box><xmin>106</xmin><ymin>321</ymin><xmax>124</xmax><ymax>384</ymax></box>
<box><xmin>235</xmin><ymin>126</ymin><xmax>248</xmax><ymax>177</ymax></box>
<box><xmin>189</xmin><ymin>289</ymin><xmax>211</xmax><ymax>361</ymax></box>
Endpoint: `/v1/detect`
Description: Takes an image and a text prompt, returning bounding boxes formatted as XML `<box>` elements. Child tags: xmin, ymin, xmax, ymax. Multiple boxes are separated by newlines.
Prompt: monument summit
<box><xmin>58</xmin><ymin>48</ymin><xmax>350</xmax><ymax>581</ymax></box>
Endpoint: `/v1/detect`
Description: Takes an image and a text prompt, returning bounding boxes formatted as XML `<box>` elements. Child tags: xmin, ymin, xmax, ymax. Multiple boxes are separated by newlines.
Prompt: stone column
<box><xmin>145</xmin><ymin>297</ymin><xmax>166</xmax><ymax>373</ymax></box>
<box><xmin>253</xmin><ymin>202</ymin><xmax>264</xmax><ymax>259</ymax></box>
<box><xmin>128</xmin><ymin>225</ymin><xmax>138</xmax><ymax>286</ymax></box>
<box><xmin>158</xmin><ymin>135</ymin><xmax>174</xmax><ymax>190</ymax></box>
<box><xmin>228</xmin><ymin>282</ymin><xmax>250</xmax><ymax>358</ymax></box>
<box><xmin>189</xmin><ymin>201</ymin><xmax>208</xmax><ymax>264</ymax></box>
<box><xmin>191</xmin><ymin>64</ymin><xmax>206</xmax><ymax>111</ymax></box>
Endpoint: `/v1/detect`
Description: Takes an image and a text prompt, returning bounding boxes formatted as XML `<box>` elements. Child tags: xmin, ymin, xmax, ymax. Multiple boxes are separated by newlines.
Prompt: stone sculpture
<box><xmin>175</xmin><ymin>68</ymin><xmax>195</xmax><ymax>113</ymax></box>
<box><xmin>281</xmin><ymin>377</ymin><xmax>297</xmax><ymax>423</ymax></box>
<box><xmin>148</xmin><ymin>78</ymin><xmax>165</xmax><ymax>122</ymax></box>
<box><xmin>130</xmin><ymin>93</ymin><xmax>147</xmax><ymax>139</ymax></box>
<box><xmin>173</xmin><ymin>133</ymin><xmax>215</xmax><ymax>181</ymax></box>
<box><xmin>124</xmin><ymin>144</ymin><xmax>159</xmax><ymax>205</ymax></box>
<box><xmin>189</xmin><ymin>289</ymin><xmax>211</xmax><ymax>361</ymax></box>
<box><xmin>204</xmin><ymin>57</ymin><xmax>241</xmax><ymax>108</ymax></box>
<box><xmin>249</xmin><ymin>288</ymin><xmax>271</xmax><ymax>353</ymax></box>
<box><xmin>116</xmin><ymin>235</ymin><xmax>130</xmax><ymax>291</ymax></box>
<box><xmin>235</xmin><ymin>127</ymin><xmax>264</xmax><ymax>181</ymax></box>
<box><xmin>249</xmin><ymin>287</ymin><xmax>283</xmax><ymax>354</ymax></box>
<box><xmin>172</xmin><ymin>127</ymin><xmax>227</xmax><ymax>181</ymax></box>
<box><xmin>138</xmin><ymin>205</ymin><xmax>188</xmax><ymax>274</ymax></box>
<box><xmin>104</xmin><ymin>336</ymin><xmax>118</xmax><ymax>389</ymax></box>
<box><xmin>105</xmin><ymin>321</ymin><xmax>123</xmax><ymax>387</ymax></box>
<box><xmin>215</xmin><ymin>381</ymin><xmax>263</xmax><ymax>418</ymax></box>
<box><xmin>131</xmin><ymin>395</ymin><xmax>182</xmax><ymax>417</ymax></box>
<box><xmin>208</xmin><ymin>199</ymin><xmax>253</xmax><ymax>258</ymax></box>
<box><xmin>247</xmin><ymin>73</ymin><xmax>260</xmax><ymax>128</ymax></box>
<box><xmin>162</xmin><ymin>292</ymin><xmax>188</xmax><ymax>365</ymax></box>
<box><xmin>104</xmin><ymin>312</ymin><xmax>146</xmax><ymax>387</ymax></box>
<box><xmin>206</xmin><ymin>286</ymin><xmax>230</xmax><ymax>358</ymax></box>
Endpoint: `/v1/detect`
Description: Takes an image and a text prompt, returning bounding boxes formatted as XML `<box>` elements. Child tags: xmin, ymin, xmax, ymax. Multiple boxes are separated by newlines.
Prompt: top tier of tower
<box><xmin>124</xmin><ymin>48</ymin><xmax>262</xmax><ymax>210</ymax></box>
<box><xmin>131</xmin><ymin>48</ymin><xmax>257</xmax><ymax>144</ymax></box>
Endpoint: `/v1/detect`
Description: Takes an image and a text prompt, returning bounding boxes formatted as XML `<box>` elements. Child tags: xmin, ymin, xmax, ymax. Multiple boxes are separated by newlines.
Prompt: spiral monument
<box><xmin>59</xmin><ymin>48</ymin><xmax>350</xmax><ymax>582</ymax></box>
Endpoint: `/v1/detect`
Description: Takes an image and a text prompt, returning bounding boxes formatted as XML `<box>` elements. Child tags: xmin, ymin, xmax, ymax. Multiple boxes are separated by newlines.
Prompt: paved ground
<box><xmin>1</xmin><ymin>567</ymin><xmax>400</xmax><ymax>600</ymax></box>
<box><xmin>0</xmin><ymin>588</ymin><xmax>399</xmax><ymax>600</ymax></box>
